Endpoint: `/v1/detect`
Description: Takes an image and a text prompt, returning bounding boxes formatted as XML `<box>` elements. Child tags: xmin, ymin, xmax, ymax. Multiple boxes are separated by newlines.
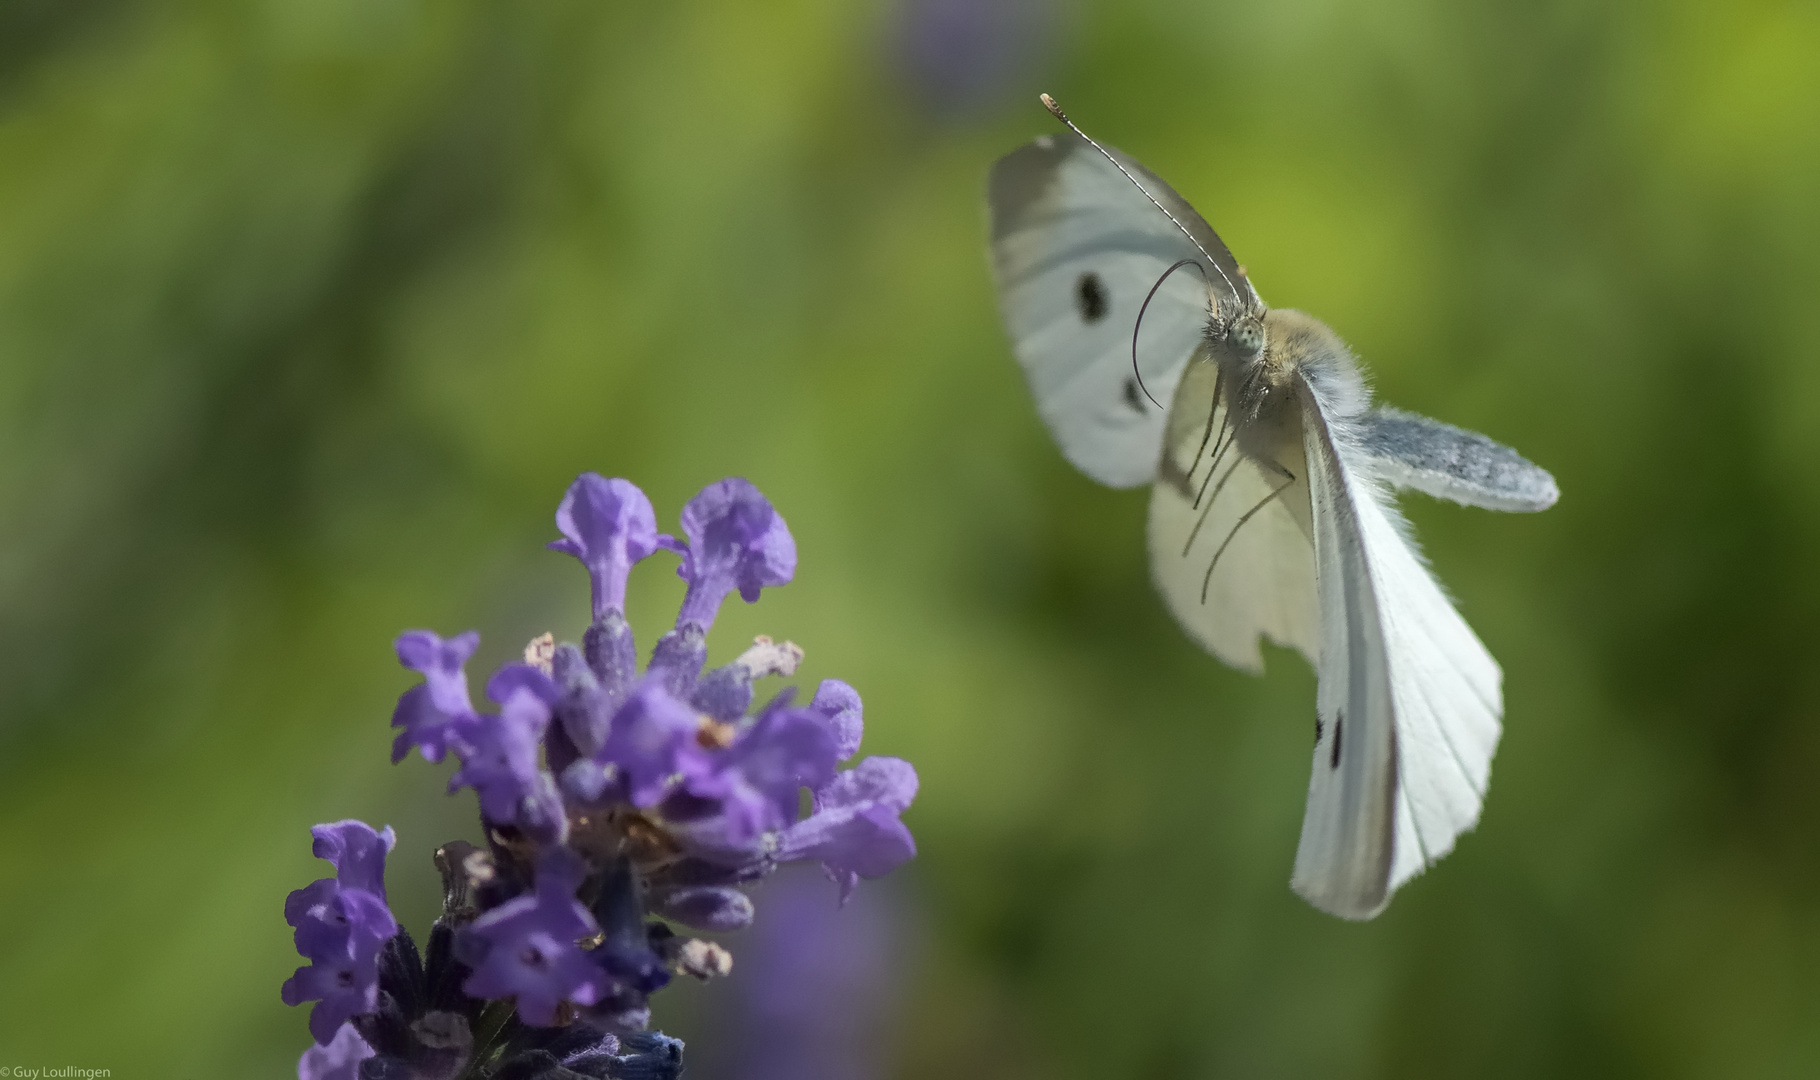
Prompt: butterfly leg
<box><xmin>1183</xmin><ymin>457</ymin><xmax>1244</xmax><ymax>556</ymax></box>
<box><xmin>1185</xmin><ymin>369</ymin><xmax>1224</xmax><ymax>489</ymax></box>
<box><xmin>1199</xmin><ymin>459</ymin><xmax>1297</xmax><ymax>603</ymax></box>
<box><xmin>1186</xmin><ymin>379</ymin><xmax>1246</xmax><ymax>543</ymax></box>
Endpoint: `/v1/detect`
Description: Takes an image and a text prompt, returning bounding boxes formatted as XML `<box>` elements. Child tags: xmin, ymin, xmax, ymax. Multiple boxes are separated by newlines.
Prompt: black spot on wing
<box><xmin>1075</xmin><ymin>271</ymin><xmax>1108</xmax><ymax>323</ymax></box>
<box><xmin>1121</xmin><ymin>376</ymin><xmax>1146</xmax><ymax>414</ymax></box>
<box><xmin>1314</xmin><ymin>717</ymin><xmax>1324</xmax><ymax>746</ymax></box>
<box><xmin>1329</xmin><ymin>712</ymin><xmax>1343</xmax><ymax>770</ymax></box>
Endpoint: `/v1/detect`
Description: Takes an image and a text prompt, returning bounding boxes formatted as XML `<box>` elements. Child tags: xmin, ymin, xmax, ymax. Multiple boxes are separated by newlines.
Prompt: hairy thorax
<box><xmin>1205</xmin><ymin>306</ymin><xmax>1347</xmax><ymax>472</ymax></box>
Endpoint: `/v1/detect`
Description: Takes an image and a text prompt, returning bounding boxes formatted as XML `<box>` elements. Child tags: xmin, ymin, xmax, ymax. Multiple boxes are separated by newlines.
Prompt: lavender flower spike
<box><xmin>549</xmin><ymin>473</ymin><xmax>660</xmax><ymax>620</ymax></box>
<box><xmin>665</xmin><ymin>478</ymin><xmax>796</xmax><ymax>629</ymax></box>
<box><xmin>284</xmin><ymin>471</ymin><xmax>921</xmax><ymax>1074</ymax></box>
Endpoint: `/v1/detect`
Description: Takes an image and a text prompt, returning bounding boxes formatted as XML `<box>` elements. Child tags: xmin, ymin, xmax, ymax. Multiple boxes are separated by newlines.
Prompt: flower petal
<box><xmin>671</xmin><ymin>478</ymin><xmax>795</xmax><ymax>628</ymax></box>
<box><xmin>549</xmin><ymin>474</ymin><xmax>660</xmax><ymax>619</ymax></box>
<box><xmin>781</xmin><ymin>802</ymin><xmax>917</xmax><ymax>880</ymax></box>
<box><xmin>596</xmin><ymin>681</ymin><xmax>701</xmax><ymax>807</ymax></box>
<box><xmin>810</xmin><ymin>679</ymin><xmax>864</xmax><ymax>762</ymax></box>
<box><xmin>310</xmin><ymin>820</ymin><xmax>396</xmax><ymax>899</ymax></box>
<box><xmin>817</xmin><ymin>756</ymin><xmax>918</xmax><ymax>814</ymax></box>
<box><xmin>394</xmin><ymin>630</ymin><xmax>479</xmax><ymax>715</ymax></box>
<box><xmin>457</xmin><ymin>848</ymin><xmax>605</xmax><ymax>1026</ymax></box>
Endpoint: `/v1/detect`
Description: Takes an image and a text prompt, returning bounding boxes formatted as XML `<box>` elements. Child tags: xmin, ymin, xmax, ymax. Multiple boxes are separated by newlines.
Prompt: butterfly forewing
<box><xmin>989</xmin><ymin>133</ymin><xmax>1228</xmax><ymax>487</ymax></box>
<box><xmin>1291</xmin><ymin>375</ymin><xmax>1503</xmax><ymax>918</ymax></box>
<box><xmin>1292</xmin><ymin>388</ymin><xmax>1400</xmax><ymax>918</ymax></box>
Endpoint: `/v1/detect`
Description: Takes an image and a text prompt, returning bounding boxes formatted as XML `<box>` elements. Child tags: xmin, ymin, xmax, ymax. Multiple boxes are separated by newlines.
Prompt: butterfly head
<box><xmin>1209</xmin><ymin>310</ymin><xmax>1269</xmax><ymax>379</ymax></box>
<box><xmin>1208</xmin><ymin>308</ymin><xmax>1304</xmax><ymax>428</ymax></box>
<box><xmin>1226</xmin><ymin>314</ymin><xmax>1266</xmax><ymax>358</ymax></box>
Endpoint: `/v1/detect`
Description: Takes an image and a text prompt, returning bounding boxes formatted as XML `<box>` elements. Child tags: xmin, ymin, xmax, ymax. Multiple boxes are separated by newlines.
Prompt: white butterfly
<box><xmin>987</xmin><ymin>100</ymin><xmax>1558</xmax><ymax>920</ymax></box>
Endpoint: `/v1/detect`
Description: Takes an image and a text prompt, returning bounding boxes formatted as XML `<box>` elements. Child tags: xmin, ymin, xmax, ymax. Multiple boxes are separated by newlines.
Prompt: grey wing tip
<box><xmin>1469</xmin><ymin>458</ymin><xmax>1557</xmax><ymax>513</ymax></box>
<box><xmin>1476</xmin><ymin>453</ymin><xmax>1559</xmax><ymax>513</ymax></box>
<box><xmin>987</xmin><ymin>135</ymin><xmax>1081</xmax><ymax>242</ymax></box>
<box><xmin>1517</xmin><ymin>467</ymin><xmax>1561</xmax><ymax>512</ymax></box>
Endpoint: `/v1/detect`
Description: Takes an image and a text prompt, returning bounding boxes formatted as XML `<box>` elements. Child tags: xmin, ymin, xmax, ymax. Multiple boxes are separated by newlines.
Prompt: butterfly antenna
<box><xmin>1040</xmin><ymin>93</ymin><xmax>1243</xmax><ymax>306</ymax></box>
<box><xmin>1131</xmin><ymin>257</ymin><xmax>1207</xmax><ymax>411</ymax></box>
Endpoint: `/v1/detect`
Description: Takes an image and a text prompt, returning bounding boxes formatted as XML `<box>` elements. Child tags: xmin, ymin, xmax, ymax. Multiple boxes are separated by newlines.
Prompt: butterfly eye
<box><xmin>1229</xmin><ymin>318</ymin><xmax>1264</xmax><ymax>356</ymax></box>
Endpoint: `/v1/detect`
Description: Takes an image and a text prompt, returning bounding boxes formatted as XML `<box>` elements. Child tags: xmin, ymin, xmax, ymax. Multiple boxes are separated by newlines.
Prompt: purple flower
<box><xmin>665</xmin><ymin>478</ymin><xmax>796</xmax><ymax>629</ymax></box>
<box><xmin>297</xmin><ymin>1022</ymin><xmax>376</xmax><ymax>1080</ymax></box>
<box><xmin>683</xmin><ymin>704</ymin><xmax>839</xmax><ymax>847</ymax></box>
<box><xmin>458</xmin><ymin>848</ymin><xmax>606</xmax><ymax>1026</ymax></box>
<box><xmin>310</xmin><ymin>819</ymin><xmax>395</xmax><ymax>898</ymax></box>
<box><xmin>548</xmin><ymin>474</ymin><xmax>660</xmax><ymax>620</ymax></box>
<box><xmin>390</xmin><ymin>630</ymin><xmax>480</xmax><ymax>764</ymax></box>
<box><xmin>590</xmin><ymin>680</ymin><xmax>701</xmax><ymax>807</ymax></box>
<box><xmin>281</xmin><ymin>925</ymin><xmax>388</xmax><ymax>1044</ymax></box>
<box><xmin>447</xmin><ymin>688</ymin><xmax>552</xmax><ymax>826</ymax></box>
<box><xmin>285</xmin><ymin>878</ymin><xmax>398</xmax><ymax>971</ymax></box>
<box><xmin>281</xmin><ymin>821</ymin><xmax>399</xmax><ymax>1044</ymax></box>
<box><xmin>782</xmin><ymin>757</ymin><xmax>919</xmax><ymax>902</ymax></box>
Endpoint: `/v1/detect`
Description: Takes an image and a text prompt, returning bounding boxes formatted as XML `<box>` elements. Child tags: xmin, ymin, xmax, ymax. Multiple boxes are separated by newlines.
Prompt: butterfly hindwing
<box><xmin>1293</xmin><ymin>388</ymin><xmax>1400</xmax><ymax>917</ymax></box>
<box><xmin>1146</xmin><ymin>352</ymin><xmax>1318</xmax><ymax>673</ymax></box>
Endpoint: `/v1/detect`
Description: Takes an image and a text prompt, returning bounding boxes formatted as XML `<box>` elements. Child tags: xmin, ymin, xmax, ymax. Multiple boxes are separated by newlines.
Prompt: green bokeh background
<box><xmin>3</xmin><ymin>1</ymin><xmax>1818</xmax><ymax>1076</ymax></box>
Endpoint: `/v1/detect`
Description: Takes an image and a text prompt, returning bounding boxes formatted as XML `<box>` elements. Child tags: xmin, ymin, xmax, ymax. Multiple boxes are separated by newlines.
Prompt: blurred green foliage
<box><xmin>2</xmin><ymin>0</ymin><xmax>1818</xmax><ymax>1076</ymax></box>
